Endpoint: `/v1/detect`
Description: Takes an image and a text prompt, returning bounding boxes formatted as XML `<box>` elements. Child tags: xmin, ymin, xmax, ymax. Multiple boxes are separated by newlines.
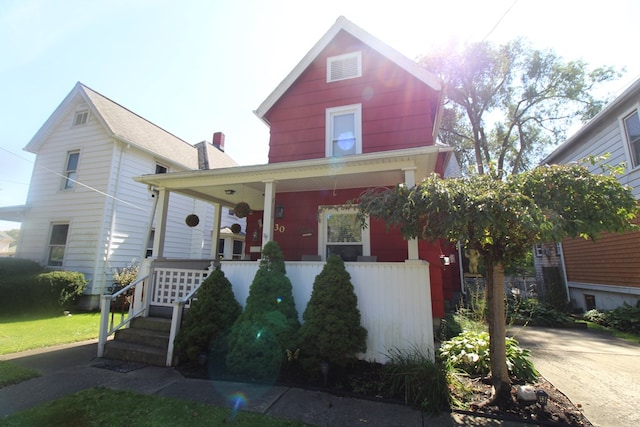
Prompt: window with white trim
<box><xmin>623</xmin><ymin>110</ymin><xmax>640</xmax><ymax>168</ymax></box>
<box><xmin>48</xmin><ymin>223</ymin><xmax>69</xmax><ymax>267</ymax></box>
<box><xmin>73</xmin><ymin>110</ymin><xmax>89</xmax><ymax>126</ymax></box>
<box><xmin>318</xmin><ymin>207</ymin><xmax>370</xmax><ymax>261</ymax></box>
<box><xmin>155</xmin><ymin>163</ymin><xmax>168</xmax><ymax>174</ymax></box>
<box><xmin>327</xmin><ymin>52</ymin><xmax>362</xmax><ymax>82</ymax></box>
<box><xmin>62</xmin><ymin>151</ymin><xmax>80</xmax><ymax>190</ymax></box>
<box><xmin>326</xmin><ymin>104</ymin><xmax>362</xmax><ymax>157</ymax></box>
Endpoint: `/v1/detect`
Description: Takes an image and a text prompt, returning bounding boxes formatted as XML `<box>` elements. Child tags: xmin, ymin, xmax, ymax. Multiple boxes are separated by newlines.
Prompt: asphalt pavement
<box><xmin>0</xmin><ymin>339</ymin><xmax>527</xmax><ymax>426</ymax></box>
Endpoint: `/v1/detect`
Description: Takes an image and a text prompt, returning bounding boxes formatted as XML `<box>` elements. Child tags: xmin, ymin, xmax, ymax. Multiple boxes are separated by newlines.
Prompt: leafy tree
<box><xmin>299</xmin><ymin>255</ymin><xmax>367</xmax><ymax>371</ymax></box>
<box><xmin>226</xmin><ymin>241</ymin><xmax>300</xmax><ymax>379</ymax></box>
<box><xmin>174</xmin><ymin>266</ymin><xmax>242</xmax><ymax>364</ymax></box>
<box><xmin>420</xmin><ymin>39</ymin><xmax>619</xmax><ymax>176</ymax></box>
<box><xmin>357</xmin><ymin>162</ymin><xmax>637</xmax><ymax>406</ymax></box>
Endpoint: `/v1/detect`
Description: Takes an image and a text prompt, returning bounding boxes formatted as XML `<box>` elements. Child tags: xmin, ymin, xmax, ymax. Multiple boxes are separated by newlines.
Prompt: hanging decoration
<box><xmin>231</xmin><ymin>223</ymin><xmax>242</xmax><ymax>234</ymax></box>
<box><xmin>234</xmin><ymin>202</ymin><xmax>251</xmax><ymax>218</ymax></box>
<box><xmin>185</xmin><ymin>214</ymin><xmax>200</xmax><ymax>227</ymax></box>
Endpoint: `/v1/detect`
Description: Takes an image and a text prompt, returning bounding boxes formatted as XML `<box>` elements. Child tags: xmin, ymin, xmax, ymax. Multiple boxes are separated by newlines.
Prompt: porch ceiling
<box><xmin>134</xmin><ymin>145</ymin><xmax>452</xmax><ymax>209</ymax></box>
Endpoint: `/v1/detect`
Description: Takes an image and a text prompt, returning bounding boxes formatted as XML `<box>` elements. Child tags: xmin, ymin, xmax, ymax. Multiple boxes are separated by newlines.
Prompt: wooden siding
<box><xmin>563</xmin><ymin>221</ymin><xmax>640</xmax><ymax>289</ymax></box>
<box><xmin>265</xmin><ymin>31</ymin><xmax>438</xmax><ymax>163</ymax></box>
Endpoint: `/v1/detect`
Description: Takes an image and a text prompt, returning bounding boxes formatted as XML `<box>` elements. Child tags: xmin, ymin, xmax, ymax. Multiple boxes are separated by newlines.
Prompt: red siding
<box><xmin>265</xmin><ymin>31</ymin><xmax>439</xmax><ymax>163</ymax></box>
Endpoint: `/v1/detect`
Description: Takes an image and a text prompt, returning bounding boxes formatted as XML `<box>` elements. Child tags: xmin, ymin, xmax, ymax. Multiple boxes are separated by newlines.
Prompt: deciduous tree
<box><xmin>357</xmin><ymin>162</ymin><xmax>637</xmax><ymax>405</ymax></box>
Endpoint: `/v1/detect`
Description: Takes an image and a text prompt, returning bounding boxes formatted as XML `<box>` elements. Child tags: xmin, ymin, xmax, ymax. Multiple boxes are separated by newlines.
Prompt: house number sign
<box><xmin>274</xmin><ymin>224</ymin><xmax>285</xmax><ymax>233</ymax></box>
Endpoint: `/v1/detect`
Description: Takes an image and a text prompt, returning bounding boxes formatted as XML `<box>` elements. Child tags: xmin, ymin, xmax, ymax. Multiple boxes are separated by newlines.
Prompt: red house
<box><xmin>100</xmin><ymin>17</ymin><xmax>461</xmax><ymax>365</ymax></box>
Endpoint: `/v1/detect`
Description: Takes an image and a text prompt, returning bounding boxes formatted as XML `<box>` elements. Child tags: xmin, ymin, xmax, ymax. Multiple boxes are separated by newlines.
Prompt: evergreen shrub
<box><xmin>225</xmin><ymin>241</ymin><xmax>300</xmax><ymax>380</ymax></box>
<box><xmin>299</xmin><ymin>255</ymin><xmax>367</xmax><ymax>372</ymax></box>
<box><xmin>174</xmin><ymin>266</ymin><xmax>242</xmax><ymax>364</ymax></box>
<box><xmin>0</xmin><ymin>258</ymin><xmax>44</xmax><ymax>313</ymax></box>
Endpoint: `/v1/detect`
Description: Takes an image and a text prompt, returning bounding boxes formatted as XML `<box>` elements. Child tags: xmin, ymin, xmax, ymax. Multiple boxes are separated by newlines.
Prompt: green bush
<box><xmin>382</xmin><ymin>347</ymin><xmax>450</xmax><ymax>414</ymax></box>
<box><xmin>439</xmin><ymin>330</ymin><xmax>538</xmax><ymax>382</ymax></box>
<box><xmin>0</xmin><ymin>258</ymin><xmax>44</xmax><ymax>313</ymax></box>
<box><xmin>299</xmin><ymin>255</ymin><xmax>367</xmax><ymax>372</ymax></box>
<box><xmin>174</xmin><ymin>266</ymin><xmax>242</xmax><ymax>364</ymax></box>
<box><xmin>36</xmin><ymin>271</ymin><xmax>87</xmax><ymax>310</ymax></box>
<box><xmin>508</xmin><ymin>298</ymin><xmax>573</xmax><ymax>326</ymax></box>
<box><xmin>584</xmin><ymin>304</ymin><xmax>640</xmax><ymax>333</ymax></box>
<box><xmin>225</xmin><ymin>241</ymin><xmax>300</xmax><ymax>380</ymax></box>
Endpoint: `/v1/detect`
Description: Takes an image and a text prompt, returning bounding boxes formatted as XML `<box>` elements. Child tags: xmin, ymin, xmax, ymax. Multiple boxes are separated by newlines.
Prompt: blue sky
<box><xmin>2</xmin><ymin>0</ymin><xmax>640</xmax><ymax>230</ymax></box>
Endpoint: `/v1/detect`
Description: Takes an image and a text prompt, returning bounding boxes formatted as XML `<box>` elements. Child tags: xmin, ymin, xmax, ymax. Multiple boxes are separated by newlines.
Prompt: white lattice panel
<box><xmin>152</xmin><ymin>268</ymin><xmax>208</xmax><ymax>307</ymax></box>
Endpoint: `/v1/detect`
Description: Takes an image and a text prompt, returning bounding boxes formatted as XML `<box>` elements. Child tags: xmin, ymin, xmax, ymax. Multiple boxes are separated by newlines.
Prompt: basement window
<box><xmin>327</xmin><ymin>52</ymin><xmax>362</xmax><ymax>82</ymax></box>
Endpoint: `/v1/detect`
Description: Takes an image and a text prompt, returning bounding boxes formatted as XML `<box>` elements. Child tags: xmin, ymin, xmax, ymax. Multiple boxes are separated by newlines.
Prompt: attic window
<box><xmin>327</xmin><ymin>52</ymin><xmax>362</xmax><ymax>82</ymax></box>
<box><xmin>73</xmin><ymin>110</ymin><xmax>89</xmax><ymax>126</ymax></box>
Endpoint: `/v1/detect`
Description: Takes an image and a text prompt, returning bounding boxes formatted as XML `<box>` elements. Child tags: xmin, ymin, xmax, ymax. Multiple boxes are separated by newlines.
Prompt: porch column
<box><xmin>153</xmin><ymin>188</ymin><xmax>169</xmax><ymax>258</ymax></box>
<box><xmin>262</xmin><ymin>180</ymin><xmax>276</xmax><ymax>249</ymax></box>
<box><xmin>403</xmin><ymin>167</ymin><xmax>419</xmax><ymax>261</ymax></box>
<box><xmin>210</xmin><ymin>202</ymin><xmax>222</xmax><ymax>259</ymax></box>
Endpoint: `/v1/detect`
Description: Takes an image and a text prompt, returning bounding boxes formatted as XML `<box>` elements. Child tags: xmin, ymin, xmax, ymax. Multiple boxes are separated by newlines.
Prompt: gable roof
<box><xmin>544</xmin><ymin>77</ymin><xmax>640</xmax><ymax>164</ymax></box>
<box><xmin>254</xmin><ymin>16</ymin><xmax>442</xmax><ymax>125</ymax></box>
<box><xmin>25</xmin><ymin>82</ymin><xmax>237</xmax><ymax>170</ymax></box>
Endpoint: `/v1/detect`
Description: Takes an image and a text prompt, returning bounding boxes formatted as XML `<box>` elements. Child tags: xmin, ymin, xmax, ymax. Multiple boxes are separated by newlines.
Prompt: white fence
<box><xmin>218</xmin><ymin>260</ymin><xmax>434</xmax><ymax>363</ymax></box>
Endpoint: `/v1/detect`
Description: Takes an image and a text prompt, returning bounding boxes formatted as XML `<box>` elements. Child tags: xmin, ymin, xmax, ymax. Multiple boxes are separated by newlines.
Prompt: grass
<box><xmin>584</xmin><ymin>321</ymin><xmax>640</xmax><ymax>344</ymax></box>
<box><xmin>0</xmin><ymin>361</ymin><xmax>40</xmax><ymax>388</ymax></box>
<box><xmin>1</xmin><ymin>387</ymin><xmax>311</xmax><ymax>427</ymax></box>
<box><xmin>0</xmin><ymin>311</ymin><xmax>101</xmax><ymax>355</ymax></box>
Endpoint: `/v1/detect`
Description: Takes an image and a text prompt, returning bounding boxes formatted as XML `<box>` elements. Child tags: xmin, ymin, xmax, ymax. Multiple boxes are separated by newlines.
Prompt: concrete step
<box><xmin>103</xmin><ymin>340</ymin><xmax>168</xmax><ymax>366</ymax></box>
<box><xmin>130</xmin><ymin>316</ymin><xmax>172</xmax><ymax>332</ymax></box>
<box><xmin>113</xmin><ymin>327</ymin><xmax>170</xmax><ymax>349</ymax></box>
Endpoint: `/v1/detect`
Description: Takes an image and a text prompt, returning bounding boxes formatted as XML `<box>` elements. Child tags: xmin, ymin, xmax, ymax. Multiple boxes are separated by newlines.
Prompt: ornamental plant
<box><xmin>225</xmin><ymin>241</ymin><xmax>300</xmax><ymax>379</ymax></box>
<box><xmin>174</xmin><ymin>266</ymin><xmax>241</xmax><ymax>364</ymax></box>
<box><xmin>36</xmin><ymin>270</ymin><xmax>87</xmax><ymax>310</ymax></box>
<box><xmin>299</xmin><ymin>255</ymin><xmax>367</xmax><ymax>371</ymax></box>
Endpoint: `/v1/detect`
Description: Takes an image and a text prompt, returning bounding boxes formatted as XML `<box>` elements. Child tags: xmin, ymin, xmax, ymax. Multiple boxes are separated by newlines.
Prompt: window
<box><xmin>327</xmin><ymin>52</ymin><xmax>362</xmax><ymax>82</ymax></box>
<box><xmin>48</xmin><ymin>223</ymin><xmax>69</xmax><ymax>266</ymax></box>
<box><xmin>155</xmin><ymin>164</ymin><xmax>168</xmax><ymax>174</ymax></box>
<box><xmin>623</xmin><ymin>110</ymin><xmax>640</xmax><ymax>167</ymax></box>
<box><xmin>62</xmin><ymin>151</ymin><xmax>80</xmax><ymax>190</ymax></box>
<box><xmin>146</xmin><ymin>229</ymin><xmax>155</xmax><ymax>258</ymax></box>
<box><xmin>584</xmin><ymin>294</ymin><xmax>596</xmax><ymax>311</ymax></box>
<box><xmin>326</xmin><ymin>104</ymin><xmax>362</xmax><ymax>157</ymax></box>
<box><xmin>534</xmin><ymin>244</ymin><xmax>543</xmax><ymax>257</ymax></box>
<box><xmin>318</xmin><ymin>207</ymin><xmax>370</xmax><ymax>261</ymax></box>
<box><xmin>73</xmin><ymin>110</ymin><xmax>89</xmax><ymax>126</ymax></box>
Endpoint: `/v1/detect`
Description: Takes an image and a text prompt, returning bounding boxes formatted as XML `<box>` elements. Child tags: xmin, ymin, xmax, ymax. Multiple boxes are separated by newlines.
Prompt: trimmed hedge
<box><xmin>36</xmin><ymin>270</ymin><xmax>87</xmax><ymax>310</ymax></box>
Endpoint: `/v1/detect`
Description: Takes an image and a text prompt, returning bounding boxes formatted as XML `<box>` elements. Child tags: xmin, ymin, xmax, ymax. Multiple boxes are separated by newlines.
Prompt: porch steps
<box><xmin>102</xmin><ymin>317</ymin><xmax>173</xmax><ymax>366</ymax></box>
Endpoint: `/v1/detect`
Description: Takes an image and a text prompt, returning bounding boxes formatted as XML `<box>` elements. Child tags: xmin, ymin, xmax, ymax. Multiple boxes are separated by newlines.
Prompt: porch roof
<box><xmin>134</xmin><ymin>145</ymin><xmax>452</xmax><ymax>209</ymax></box>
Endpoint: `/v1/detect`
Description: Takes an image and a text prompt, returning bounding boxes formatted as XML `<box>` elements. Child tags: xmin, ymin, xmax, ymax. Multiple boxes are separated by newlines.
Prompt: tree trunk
<box><xmin>484</xmin><ymin>262</ymin><xmax>512</xmax><ymax>406</ymax></box>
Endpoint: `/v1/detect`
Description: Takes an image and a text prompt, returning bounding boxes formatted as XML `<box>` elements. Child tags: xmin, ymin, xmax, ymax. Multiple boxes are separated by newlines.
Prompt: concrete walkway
<box><xmin>0</xmin><ymin>340</ymin><xmax>527</xmax><ymax>426</ymax></box>
<box><xmin>509</xmin><ymin>325</ymin><xmax>640</xmax><ymax>427</ymax></box>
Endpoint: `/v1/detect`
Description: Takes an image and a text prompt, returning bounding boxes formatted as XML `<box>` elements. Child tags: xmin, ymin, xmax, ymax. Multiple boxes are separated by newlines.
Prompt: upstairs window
<box><xmin>155</xmin><ymin>164</ymin><xmax>168</xmax><ymax>174</ymax></box>
<box><xmin>73</xmin><ymin>110</ymin><xmax>89</xmax><ymax>126</ymax></box>
<box><xmin>326</xmin><ymin>104</ymin><xmax>362</xmax><ymax>157</ymax></box>
<box><xmin>327</xmin><ymin>52</ymin><xmax>362</xmax><ymax>82</ymax></box>
<box><xmin>623</xmin><ymin>110</ymin><xmax>640</xmax><ymax>168</ymax></box>
<box><xmin>62</xmin><ymin>151</ymin><xmax>80</xmax><ymax>190</ymax></box>
<box><xmin>48</xmin><ymin>223</ymin><xmax>69</xmax><ymax>267</ymax></box>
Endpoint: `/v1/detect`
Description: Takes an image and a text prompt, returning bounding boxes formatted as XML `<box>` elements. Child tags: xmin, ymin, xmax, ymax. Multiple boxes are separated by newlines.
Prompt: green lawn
<box><xmin>1</xmin><ymin>387</ymin><xmax>312</xmax><ymax>427</ymax></box>
<box><xmin>0</xmin><ymin>312</ymin><xmax>101</xmax><ymax>355</ymax></box>
<box><xmin>0</xmin><ymin>361</ymin><xmax>40</xmax><ymax>388</ymax></box>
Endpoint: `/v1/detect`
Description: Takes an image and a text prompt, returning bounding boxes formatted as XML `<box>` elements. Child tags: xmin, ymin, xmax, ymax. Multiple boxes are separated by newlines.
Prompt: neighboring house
<box><xmin>119</xmin><ymin>16</ymin><xmax>462</xmax><ymax>366</ymax></box>
<box><xmin>539</xmin><ymin>77</ymin><xmax>640</xmax><ymax>311</ymax></box>
<box><xmin>0</xmin><ymin>83</ymin><xmax>244</xmax><ymax>308</ymax></box>
<box><xmin>0</xmin><ymin>230</ymin><xmax>16</xmax><ymax>257</ymax></box>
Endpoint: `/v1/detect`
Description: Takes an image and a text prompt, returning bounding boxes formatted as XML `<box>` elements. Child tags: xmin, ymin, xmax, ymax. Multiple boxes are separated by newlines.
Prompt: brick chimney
<box><xmin>213</xmin><ymin>132</ymin><xmax>225</xmax><ymax>152</ymax></box>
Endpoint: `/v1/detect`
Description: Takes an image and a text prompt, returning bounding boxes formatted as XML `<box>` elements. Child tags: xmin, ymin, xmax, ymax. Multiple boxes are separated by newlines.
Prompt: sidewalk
<box><xmin>0</xmin><ymin>340</ymin><xmax>528</xmax><ymax>426</ymax></box>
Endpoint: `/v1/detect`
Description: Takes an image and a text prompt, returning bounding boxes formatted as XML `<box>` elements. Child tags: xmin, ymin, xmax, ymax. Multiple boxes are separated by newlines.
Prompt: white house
<box><xmin>540</xmin><ymin>77</ymin><xmax>640</xmax><ymax>311</ymax></box>
<box><xmin>0</xmin><ymin>83</ymin><xmax>245</xmax><ymax>308</ymax></box>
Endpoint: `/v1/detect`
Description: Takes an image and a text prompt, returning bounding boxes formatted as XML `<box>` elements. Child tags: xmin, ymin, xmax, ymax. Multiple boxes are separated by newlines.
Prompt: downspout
<box><xmin>557</xmin><ymin>242</ymin><xmax>571</xmax><ymax>303</ymax></box>
<box><xmin>141</xmin><ymin>185</ymin><xmax>160</xmax><ymax>262</ymax></box>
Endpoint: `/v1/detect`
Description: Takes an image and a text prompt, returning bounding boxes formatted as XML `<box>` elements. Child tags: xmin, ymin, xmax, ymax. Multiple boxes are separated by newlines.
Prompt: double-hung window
<box><xmin>318</xmin><ymin>207</ymin><xmax>370</xmax><ymax>261</ymax></box>
<box><xmin>62</xmin><ymin>151</ymin><xmax>80</xmax><ymax>190</ymax></box>
<box><xmin>326</xmin><ymin>104</ymin><xmax>362</xmax><ymax>157</ymax></box>
<box><xmin>623</xmin><ymin>110</ymin><xmax>640</xmax><ymax>168</ymax></box>
<box><xmin>48</xmin><ymin>223</ymin><xmax>69</xmax><ymax>267</ymax></box>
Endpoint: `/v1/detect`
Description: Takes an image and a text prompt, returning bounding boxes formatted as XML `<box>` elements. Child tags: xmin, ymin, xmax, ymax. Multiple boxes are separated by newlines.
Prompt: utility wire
<box><xmin>0</xmin><ymin>145</ymin><xmax>146</xmax><ymax>211</ymax></box>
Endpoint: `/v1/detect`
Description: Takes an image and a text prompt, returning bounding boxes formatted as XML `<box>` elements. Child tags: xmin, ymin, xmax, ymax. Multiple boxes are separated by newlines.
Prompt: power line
<box><xmin>480</xmin><ymin>0</ymin><xmax>519</xmax><ymax>44</ymax></box>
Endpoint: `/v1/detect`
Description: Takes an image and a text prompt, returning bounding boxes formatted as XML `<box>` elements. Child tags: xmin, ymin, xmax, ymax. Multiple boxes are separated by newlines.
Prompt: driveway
<box><xmin>509</xmin><ymin>325</ymin><xmax>640</xmax><ymax>427</ymax></box>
